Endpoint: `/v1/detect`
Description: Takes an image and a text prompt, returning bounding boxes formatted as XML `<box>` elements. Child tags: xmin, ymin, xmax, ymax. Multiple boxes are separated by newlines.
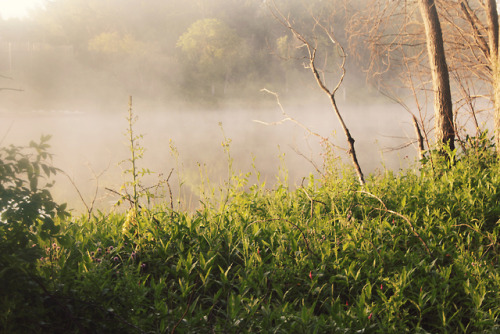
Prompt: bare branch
<box><xmin>459</xmin><ymin>0</ymin><xmax>490</xmax><ymax>58</ymax></box>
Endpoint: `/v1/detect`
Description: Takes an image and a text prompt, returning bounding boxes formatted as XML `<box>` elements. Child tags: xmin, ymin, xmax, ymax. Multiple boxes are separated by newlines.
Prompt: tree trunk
<box><xmin>418</xmin><ymin>0</ymin><xmax>455</xmax><ymax>151</ymax></box>
<box><xmin>493</xmin><ymin>65</ymin><xmax>500</xmax><ymax>154</ymax></box>
<box><xmin>485</xmin><ymin>0</ymin><xmax>500</xmax><ymax>155</ymax></box>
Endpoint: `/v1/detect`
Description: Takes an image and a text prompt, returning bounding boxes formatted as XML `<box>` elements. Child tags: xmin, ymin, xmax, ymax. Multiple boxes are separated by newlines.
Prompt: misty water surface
<box><xmin>1</xmin><ymin>102</ymin><xmax>417</xmax><ymax>213</ymax></box>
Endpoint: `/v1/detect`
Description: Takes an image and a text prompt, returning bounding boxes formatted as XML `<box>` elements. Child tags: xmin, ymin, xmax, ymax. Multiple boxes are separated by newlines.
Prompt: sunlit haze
<box><xmin>0</xmin><ymin>0</ymin><xmax>44</xmax><ymax>19</ymax></box>
<box><xmin>0</xmin><ymin>0</ymin><xmax>494</xmax><ymax>213</ymax></box>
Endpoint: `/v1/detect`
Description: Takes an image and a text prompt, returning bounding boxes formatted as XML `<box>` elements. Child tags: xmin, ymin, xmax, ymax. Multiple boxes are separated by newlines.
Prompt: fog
<box><xmin>1</xmin><ymin>99</ymin><xmax>418</xmax><ymax>213</ymax></box>
<box><xmin>0</xmin><ymin>0</ymin><xmax>493</xmax><ymax>214</ymax></box>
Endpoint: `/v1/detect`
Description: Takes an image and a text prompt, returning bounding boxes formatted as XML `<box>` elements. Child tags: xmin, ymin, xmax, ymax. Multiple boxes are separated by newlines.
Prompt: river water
<box><xmin>0</xmin><ymin>102</ymin><xmax>426</xmax><ymax>214</ymax></box>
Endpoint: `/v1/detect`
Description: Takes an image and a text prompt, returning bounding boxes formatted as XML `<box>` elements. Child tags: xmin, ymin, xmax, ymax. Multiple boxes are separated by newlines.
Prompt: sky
<box><xmin>0</xmin><ymin>0</ymin><xmax>498</xmax><ymax>19</ymax></box>
<box><xmin>0</xmin><ymin>0</ymin><xmax>44</xmax><ymax>19</ymax></box>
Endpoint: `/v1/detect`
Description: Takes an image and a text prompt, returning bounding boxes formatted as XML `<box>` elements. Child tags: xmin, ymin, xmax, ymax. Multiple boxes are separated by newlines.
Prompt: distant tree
<box><xmin>2</xmin><ymin>0</ymin><xmax>338</xmax><ymax>106</ymax></box>
<box><xmin>177</xmin><ymin>18</ymin><xmax>243</xmax><ymax>96</ymax></box>
<box><xmin>88</xmin><ymin>32</ymin><xmax>143</xmax><ymax>57</ymax></box>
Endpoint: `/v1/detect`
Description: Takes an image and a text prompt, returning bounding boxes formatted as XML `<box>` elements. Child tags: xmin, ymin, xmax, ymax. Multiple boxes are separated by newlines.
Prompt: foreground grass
<box><xmin>3</xmin><ymin>142</ymin><xmax>500</xmax><ymax>333</ymax></box>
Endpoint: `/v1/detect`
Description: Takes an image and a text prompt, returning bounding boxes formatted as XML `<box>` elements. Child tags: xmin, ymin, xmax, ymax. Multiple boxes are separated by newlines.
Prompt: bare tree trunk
<box><xmin>418</xmin><ymin>0</ymin><xmax>455</xmax><ymax>151</ymax></box>
<box><xmin>328</xmin><ymin>88</ymin><xmax>365</xmax><ymax>185</ymax></box>
<box><xmin>412</xmin><ymin>115</ymin><xmax>425</xmax><ymax>160</ymax></box>
<box><xmin>485</xmin><ymin>0</ymin><xmax>499</xmax><ymax>56</ymax></box>
<box><xmin>485</xmin><ymin>0</ymin><xmax>500</xmax><ymax>155</ymax></box>
<box><xmin>493</xmin><ymin>65</ymin><xmax>500</xmax><ymax>154</ymax></box>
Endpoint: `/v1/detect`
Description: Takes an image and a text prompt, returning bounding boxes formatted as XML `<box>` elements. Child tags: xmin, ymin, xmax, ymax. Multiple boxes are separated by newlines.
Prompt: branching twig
<box><xmin>291</xmin><ymin>146</ymin><xmax>324</xmax><ymax>177</ymax></box>
<box><xmin>266</xmin><ymin>1</ymin><xmax>365</xmax><ymax>185</ymax></box>
<box><xmin>62</xmin><ymin>164</ymin><xmax>108</xmax><ymax>220</ymax></box>
<box><xmin>300</xmin><ymin>187</ymin><xmax>327</xmax><ymax>222</ymax></box>
<box><xmin>165</xmin><ymin>168</ymin><xmax>175</xmax><ymax>215</ymax></box>
<box><xmin>256</xmin><ymin>89</ymin><xmax>345</xmax><ymax>151</ymax></box>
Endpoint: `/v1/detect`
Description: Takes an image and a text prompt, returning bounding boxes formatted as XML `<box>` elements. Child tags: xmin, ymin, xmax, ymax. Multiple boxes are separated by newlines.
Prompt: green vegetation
<box><xmin>2</xmin><ymin>2</ymin><xmax>498</xmax><ymax>331</ymax></box>
<box><xmin>1</xmin><ymin>133</ymin><xmax>498</xmax><ymax>333</ymax></box>
<box><xmin>0</xmin><ymin>136</ymin><xmax>70</xmax><ymax>331</ymax></box>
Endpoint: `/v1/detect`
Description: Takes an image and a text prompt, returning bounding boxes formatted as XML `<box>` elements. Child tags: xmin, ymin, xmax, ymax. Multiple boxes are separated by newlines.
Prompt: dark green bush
<box><xmin>0</xmin><ymin>136</ymin><xmax>69</xmax><ymax>333</ymax></box>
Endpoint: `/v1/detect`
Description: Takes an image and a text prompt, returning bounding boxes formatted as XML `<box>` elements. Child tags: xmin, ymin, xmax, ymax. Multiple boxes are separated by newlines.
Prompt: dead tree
<box><xmin>267</xmin><ymin>1</ymin><xmax>365</xmax><ymax>185</ymax></box>
<box><xmin>438</xmin><ymin>0</ymin><xmax>498</xmax><ymax>149</ymax></box>
<box><xmin>351</xmin><ymin>0</ymin><xmax>500</xmax><ymax>156</ymax></box>
<box><xmin>450</xmin><ymin>0</ymin><xmax>500</xmax><ymax>155</ymax></box>
<box><xmin>348</xmin><ymin>0</ymin><xmax>456</xmax><ymax>154</ymax></box>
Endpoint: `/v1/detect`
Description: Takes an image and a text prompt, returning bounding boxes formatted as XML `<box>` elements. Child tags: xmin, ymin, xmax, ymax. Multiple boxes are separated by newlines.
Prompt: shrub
<box><xmin>0</xmin><ymin>136</ymin><xmax>69</xmax><ymax>332</ymax></box>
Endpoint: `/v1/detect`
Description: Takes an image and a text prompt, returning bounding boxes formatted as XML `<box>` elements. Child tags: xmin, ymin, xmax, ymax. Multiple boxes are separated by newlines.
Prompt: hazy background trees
<box><xmin>2</xmin><ymin>0</ymin><xmax>500</xmax><ymax>215</ymax></box>
<box><xmin>1</xmin><ymin>0</ymin><xmax>498</xmax><ymax>153</ymax></box>
<box><xmin>0</xmin><ymin>0</ymin><xmax>377</xmax><ymax>112</ymax></box>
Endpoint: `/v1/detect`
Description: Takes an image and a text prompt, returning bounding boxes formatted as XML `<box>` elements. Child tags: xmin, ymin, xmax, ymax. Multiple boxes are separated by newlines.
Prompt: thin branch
<box><xmin>62</xmin><ymin>164</ymin><xmax>108</xmax><ymax>220</ymax></box>
<box><xmin>460</xmin><ymin>1</ymin><xmax>490</xmax><ymax>58</ymax></box>
<box><xmin>256</xmin><ymin>88</ymin><xmax>345</xmax><ymax>152</ymax></box>
<box><xmin>412</xmin><ymin>114</ymin><xmax>425</xmax><ymax>159</ymax></box>
<box><xmin>300</xmin><ymin>187</ymin><xmax>328</xmax><ymax>222</ymax></box>
<box><xmin>290</xmin><ymin>145</ymin><xmax>324</xmax><ymax>177</ymax></box>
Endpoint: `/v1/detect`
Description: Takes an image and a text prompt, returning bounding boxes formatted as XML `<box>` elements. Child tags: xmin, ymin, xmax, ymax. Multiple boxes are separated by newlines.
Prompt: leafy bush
<box><xmin>3</xmin><ymin>134</ymin><xmax>499</xmax><ymax>333</ymax></box>
<box><xmin>0</xmin><ymin>136</ymin><xmax>69</xmax><ymax>332</ymax></box>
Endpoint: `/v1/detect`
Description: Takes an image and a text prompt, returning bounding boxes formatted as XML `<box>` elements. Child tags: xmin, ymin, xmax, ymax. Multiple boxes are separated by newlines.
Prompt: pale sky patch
<box><xmin>0</xmin><ymin>0</ymin><xmax>44</xmax><ymax>19</ymax></box>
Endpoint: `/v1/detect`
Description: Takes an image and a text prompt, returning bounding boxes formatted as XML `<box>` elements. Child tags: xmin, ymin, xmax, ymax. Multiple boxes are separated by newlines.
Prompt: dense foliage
<box><xmin>0</xmin><ymin>136</ymin><xmax>69</xmax><ymax>331</ymax></box>
<box><xmin>1</xmin><ymin>136</ymin><xmax>498</xmax><ymax>333</ymax></box>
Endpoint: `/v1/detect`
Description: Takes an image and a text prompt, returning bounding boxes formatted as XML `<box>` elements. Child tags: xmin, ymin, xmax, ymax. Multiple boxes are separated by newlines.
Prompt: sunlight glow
<box><xmin>0</xmin><ymin>0</ymin><xmax>44</xmax><ymax>19</ymax></box>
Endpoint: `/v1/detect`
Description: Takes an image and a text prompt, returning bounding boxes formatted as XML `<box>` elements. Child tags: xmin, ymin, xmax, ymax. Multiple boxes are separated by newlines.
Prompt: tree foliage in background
<box><xmin>88</xmin><ymin>32</ymin><xmax>143</xmax><ymax>57</ymax></box>
<box><xmin>177</xmin><ymin>18</ymin><xmax>244</xmax><ymax>97</ymax></box>
<box><xmin>1</xmin><ymin>0</ymin><xmax>500</xmax><ymax>153</ymax></box>
<box><xmin>0</xmin><ymin>0</ymin><xmax>366</xmax><ymax>109</ymax></box>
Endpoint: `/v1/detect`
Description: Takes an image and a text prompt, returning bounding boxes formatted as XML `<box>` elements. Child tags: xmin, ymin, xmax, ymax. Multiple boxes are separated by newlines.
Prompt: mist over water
<box><xmin>4</xmin><ymin>0</ymin><xmax>492</xmax><ymax>215</ymax></box>
<box><xmin>0</xmin><ymin>101</ymin><xmax>417</xmax><ymax>214</ymax></box>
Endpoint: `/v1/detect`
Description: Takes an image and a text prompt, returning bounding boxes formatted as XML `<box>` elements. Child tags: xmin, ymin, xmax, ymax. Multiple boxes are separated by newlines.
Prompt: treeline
<box><xmin>0</xmin><ymin>0</ymin><xmax>369</xmax><ymax>110</ymax></box>
<box><xmin>2</xmin><ymin>0</ymin><xmax>498</xmax><ymax>156</ymax></box>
